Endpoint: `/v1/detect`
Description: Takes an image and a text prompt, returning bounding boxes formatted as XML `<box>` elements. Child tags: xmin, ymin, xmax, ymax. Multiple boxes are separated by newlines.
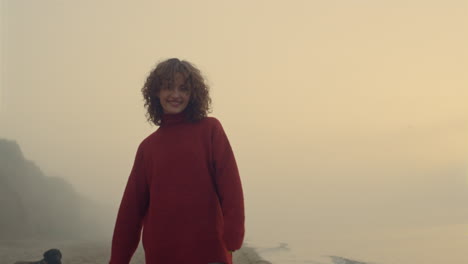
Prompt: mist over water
<box><xmin>248</xmin><ymin>223</ymin><xmax>468</xmax><ymax>264</ymax></box>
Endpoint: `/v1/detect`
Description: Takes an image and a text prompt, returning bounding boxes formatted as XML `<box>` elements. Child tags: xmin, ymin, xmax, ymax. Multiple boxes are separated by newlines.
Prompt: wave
<box><xmin>329</xmin><ymin>255</ymin><xmax>372</xmax><ymax>264</ymax></box>
<box><xmin>249</xmin><ymin>240</ymin><xmax>376</xmax><ymax>264</ymax></box>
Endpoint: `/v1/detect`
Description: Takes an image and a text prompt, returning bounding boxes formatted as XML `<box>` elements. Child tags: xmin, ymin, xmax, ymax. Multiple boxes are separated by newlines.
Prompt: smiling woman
<box><xmin>110</xmin><ymin>58</ymin><xmax>245</xmax><ymax>264</ymax></box>
<box><xmin>158</xmin><ymin>72</ymin><xmax>191</xmax><ymax>114</ymax></box>
<box><xmin>141</xmin><ymin>58</ymin><xmax>212</xmax><ymax>126</ymax></box>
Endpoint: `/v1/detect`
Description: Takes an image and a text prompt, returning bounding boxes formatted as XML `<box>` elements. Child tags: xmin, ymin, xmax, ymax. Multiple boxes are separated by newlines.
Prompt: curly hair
<box><xmin>142</xmin><ymin>58</ymin><xmax>212</xmax><ymax>126</ymax></box>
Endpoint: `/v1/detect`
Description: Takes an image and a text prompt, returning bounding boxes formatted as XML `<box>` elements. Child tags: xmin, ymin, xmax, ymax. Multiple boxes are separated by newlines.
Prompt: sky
<box><xmin>1</xmin><ymin>1</ymin><xmax>467</xmax><ymax>263</ymax></box>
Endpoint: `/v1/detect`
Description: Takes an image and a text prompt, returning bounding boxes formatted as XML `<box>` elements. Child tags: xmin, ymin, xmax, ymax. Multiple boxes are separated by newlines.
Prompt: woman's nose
<box><xmin>170</xmin><ymin>88</ymin><xmax>182</xmax><ymax>97</ymax></box>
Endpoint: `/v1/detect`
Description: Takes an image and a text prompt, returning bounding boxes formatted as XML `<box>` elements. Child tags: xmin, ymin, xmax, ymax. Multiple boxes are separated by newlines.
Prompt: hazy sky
<box><xmin>1</xmin><ymin>1</ymin><xmax>467</xmax><ymax>262</ymax></box>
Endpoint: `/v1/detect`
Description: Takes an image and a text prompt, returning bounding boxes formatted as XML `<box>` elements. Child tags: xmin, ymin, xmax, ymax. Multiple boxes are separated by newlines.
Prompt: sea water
<box><xmin>245</xmin><ymin>223</ymin><xmax>468</xmax><ymax>264</ymax></box>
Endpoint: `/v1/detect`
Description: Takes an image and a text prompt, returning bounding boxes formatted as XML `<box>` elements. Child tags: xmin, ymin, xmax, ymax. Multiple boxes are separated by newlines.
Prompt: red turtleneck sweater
<box><xmin>109</xmin><ymin>112</ymin><xmax>244</xmax><ymax>264</ymax></box>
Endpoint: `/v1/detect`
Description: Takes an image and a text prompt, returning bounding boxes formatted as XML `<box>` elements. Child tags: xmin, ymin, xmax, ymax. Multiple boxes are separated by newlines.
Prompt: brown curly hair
<box><xmin>142</xmin><ymin>58</ymin><xmax>212</xmax><ymax>126</ymax></box>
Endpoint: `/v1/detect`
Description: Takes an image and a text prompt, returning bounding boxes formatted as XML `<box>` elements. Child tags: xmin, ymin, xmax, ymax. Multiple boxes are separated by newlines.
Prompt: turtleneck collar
<box><xmin>161</xmin><ymin>111</ymin><xmax>189</xmax><ymax>126</ymax></box>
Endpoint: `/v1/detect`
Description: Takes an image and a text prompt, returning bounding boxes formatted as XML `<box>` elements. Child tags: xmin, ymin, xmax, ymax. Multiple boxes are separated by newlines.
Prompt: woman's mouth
<box><xmin>169</xmin><ymin>101</ymin><xmax>182</xmax><ymax>107</ymax></box>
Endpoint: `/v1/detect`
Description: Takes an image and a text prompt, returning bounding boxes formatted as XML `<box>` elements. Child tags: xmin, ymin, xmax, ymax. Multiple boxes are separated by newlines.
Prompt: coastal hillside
<box><xmin>0</xmin><ymin>139</ymin><xmax>113</xmax><ymax>240</ymax></box>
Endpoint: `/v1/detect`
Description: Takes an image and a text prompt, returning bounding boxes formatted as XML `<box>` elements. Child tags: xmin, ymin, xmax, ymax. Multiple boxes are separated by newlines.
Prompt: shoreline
<box><xmin>234</xmin><ymin>246</ymin><xmax>272</xmax><ymax>264</ymax></box>
<box><xmin>0</xmin><ymin>239</ymin><xmax>271</xmax><ymax>264</ymax></box>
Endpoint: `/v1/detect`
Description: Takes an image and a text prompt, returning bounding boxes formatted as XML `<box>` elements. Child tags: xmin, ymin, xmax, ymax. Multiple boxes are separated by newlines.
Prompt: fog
<box><xmin>1</xmin><ymin>1</ymin><xmax>467</xmax><ymax>263</ymax></box>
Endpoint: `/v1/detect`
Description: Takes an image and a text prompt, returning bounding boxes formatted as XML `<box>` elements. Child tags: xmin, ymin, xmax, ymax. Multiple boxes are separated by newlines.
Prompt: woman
<box><xmin>109</xmin><ymin>58</ymin><xmax>245</xmax><ymax>264</ymax></box>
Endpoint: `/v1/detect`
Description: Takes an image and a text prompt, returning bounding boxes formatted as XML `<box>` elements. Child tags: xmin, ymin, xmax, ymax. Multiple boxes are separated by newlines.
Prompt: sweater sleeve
<box><xmin>109</xmin><ymin>143</ymin><xmax>149</xmax><ymax>264</ymax></box>
<box><xmin>211</xmin><ymin>118</ymin><xmax>245</xmax><ymax>251</ymax></box>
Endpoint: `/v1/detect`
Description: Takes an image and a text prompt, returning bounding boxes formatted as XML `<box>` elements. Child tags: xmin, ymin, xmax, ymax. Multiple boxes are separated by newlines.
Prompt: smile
<box><xmin>169</xmin><ymin>101</ymin><xmax>182</xmax><ymax>106</ymax></box>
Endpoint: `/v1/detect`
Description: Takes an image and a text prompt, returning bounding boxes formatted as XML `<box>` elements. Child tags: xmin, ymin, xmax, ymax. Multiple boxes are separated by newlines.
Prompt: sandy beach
<box><xmin>0</xmin><ymin>239</ymin><xmax>270</xmax><ymax>264</ymax></box>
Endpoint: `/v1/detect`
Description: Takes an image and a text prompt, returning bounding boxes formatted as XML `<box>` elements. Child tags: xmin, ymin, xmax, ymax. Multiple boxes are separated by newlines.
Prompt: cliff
<box><xmin>0</xmin><ymin>138</ymin><xmax>112</xmax><ymax>240</ymax></box>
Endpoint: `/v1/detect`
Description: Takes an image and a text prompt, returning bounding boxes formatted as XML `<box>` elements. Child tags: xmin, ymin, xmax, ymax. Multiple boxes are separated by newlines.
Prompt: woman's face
<box><xmin>158</xmin><ymin>72</ymin><xmax>191</xmax><ymax>114</ymax></box>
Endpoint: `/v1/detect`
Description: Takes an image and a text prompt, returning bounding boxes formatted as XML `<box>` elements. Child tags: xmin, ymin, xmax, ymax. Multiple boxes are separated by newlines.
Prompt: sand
<box><xmin>0</xmin><ymin>239</ymin><xmax>271</xmax><ymax>264</ymax></box>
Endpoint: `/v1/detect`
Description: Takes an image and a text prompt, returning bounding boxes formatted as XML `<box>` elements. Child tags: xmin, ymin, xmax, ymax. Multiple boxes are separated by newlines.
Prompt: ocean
<box><xmin>246</xmin><ymin>223</ymin><xmax>468</xmax><ymax>264</ymax></box>
<box><xmin>0</xmin><ymin>223</ymin><xmax>465</xmax><ymax>264</ymax></box>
